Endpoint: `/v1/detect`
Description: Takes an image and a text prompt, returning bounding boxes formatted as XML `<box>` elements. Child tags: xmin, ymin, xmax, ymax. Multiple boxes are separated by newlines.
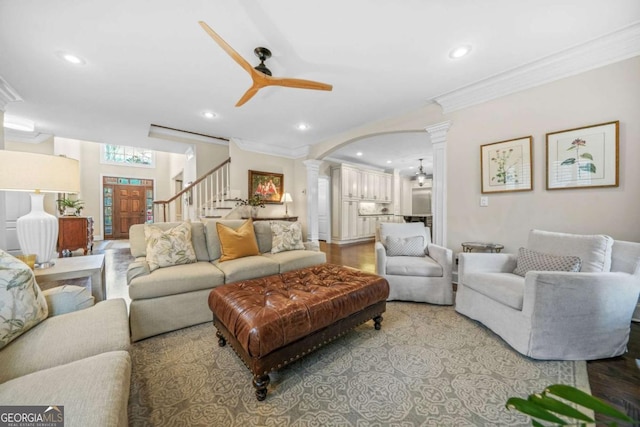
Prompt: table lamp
<box><xmin>0</xmin><ymin>151</ymin><xmax>80</xmax><ymax>268</ymax></box>
<box><xmin>281</xmin><ymin>192</ymin><xmax>293</xmax><ymax>217</ymax></box>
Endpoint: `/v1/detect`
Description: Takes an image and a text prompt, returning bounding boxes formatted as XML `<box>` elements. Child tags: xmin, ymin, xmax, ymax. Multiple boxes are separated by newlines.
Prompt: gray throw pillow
<box><xmin>385</xmin><ymin>236</ymin><xmax>425</xmax><ymax>257</ymax></box>
<box><xmin>513</xmin><ymin>247</ymin><xmax>582</xmax><ymax>277</ymax></box>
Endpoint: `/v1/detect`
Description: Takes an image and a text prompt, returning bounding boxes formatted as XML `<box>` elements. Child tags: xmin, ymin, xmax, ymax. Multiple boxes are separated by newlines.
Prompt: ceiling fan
<box><xmin>198</xmin><ymin>21</ymin><xmax>333</xmax><ymax>107</ymax></box>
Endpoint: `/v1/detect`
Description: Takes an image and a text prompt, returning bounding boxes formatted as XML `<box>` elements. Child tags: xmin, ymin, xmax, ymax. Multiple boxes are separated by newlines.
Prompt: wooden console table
<box><xmin>241</xmin><ymin>216</ymin><xmax>298</xmax><ymax>222</ymax></box>
<box><xmin>57</xmin><ymin>216</ymin><xmax>94</xmax><ymax>257</ymax></box>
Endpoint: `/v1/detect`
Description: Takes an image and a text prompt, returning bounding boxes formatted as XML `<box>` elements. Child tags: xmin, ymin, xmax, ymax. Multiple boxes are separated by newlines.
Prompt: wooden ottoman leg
<box><xmin>373</xmin><ymin>315</ymin><xmax>383</xmax><ymax>330</ymax></box>
<box><xmin>253</xmin><ymin>374</ymin><xmax>270</xmax><ymax>401</ymax></box>
<box><xmin>216</xmin><ymin>330</ymin><xmax>226</xmax><ymax>347</ymax></box>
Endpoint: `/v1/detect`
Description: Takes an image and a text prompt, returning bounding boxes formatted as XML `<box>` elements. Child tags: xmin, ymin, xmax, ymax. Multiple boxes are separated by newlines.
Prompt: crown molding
<box><xmin>0</xmin><ymin>76</ymin><xmax>22</xmax><ymax>111</ymax></box>
<box><xmin>232</xmin><ymin>137</ymin><xmax>310</xmax><ymax>159</ymax></box>
<box><xmin>433</xmin><ymin>22</ymin><xmax>640</xmax><ymax>114</ymax></box>
<box><xmin>4</xmin><ymin>128</ymin><xmax>52</xmax><ymax>144</ymax></box>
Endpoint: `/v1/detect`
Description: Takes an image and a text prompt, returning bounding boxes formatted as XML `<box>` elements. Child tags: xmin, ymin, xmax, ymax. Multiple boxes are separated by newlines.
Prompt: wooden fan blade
<box><xmin>266</xmin><ymin>76</ymin><xmax>333</xmax><ymax>91</ymax></box>
<box><xmin>198</xmin><ymin>21</ymin><xmax>255</xmax><ymax>76</ymax></box>
<box><xmin>235</xmin><ymin>85</ymin><xmax>261</xmax><ymax>107</ymax></box>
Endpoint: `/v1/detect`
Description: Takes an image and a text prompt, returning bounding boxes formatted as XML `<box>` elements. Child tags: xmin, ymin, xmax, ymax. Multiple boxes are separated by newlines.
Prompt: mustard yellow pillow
<box><xmin>216</xmin><ymin>219</ymin><xmax>260</xmax><ymax>262</ymax></box>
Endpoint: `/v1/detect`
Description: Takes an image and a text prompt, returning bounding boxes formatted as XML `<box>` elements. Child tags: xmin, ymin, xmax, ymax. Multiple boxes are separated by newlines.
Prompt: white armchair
<box><xmin>375</xmin><ymin>222</ymin><xmax>453</xmax><ymax>304</ymax></box>
<box><xmin>456</xmin><ymin>229</ymin><xmax>640</xmax><ymax>360</ymax></box>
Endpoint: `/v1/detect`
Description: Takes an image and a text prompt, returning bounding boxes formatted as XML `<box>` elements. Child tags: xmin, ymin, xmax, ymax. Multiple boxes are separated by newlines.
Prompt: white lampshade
<box><xmin>281</xmin><ymin>192</ymin><xmax>293</xmax><ymax>217</ymax></box>
<box><xmin>0</xmin><ymin>151</ymin><xmax>80</xmax><ymax>266</ymax></box>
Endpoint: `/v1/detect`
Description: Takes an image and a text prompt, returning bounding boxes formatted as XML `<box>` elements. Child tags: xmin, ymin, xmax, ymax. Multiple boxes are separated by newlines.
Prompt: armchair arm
<box><xmin>522</xmin><ymin>271</ymin><xmax>640</xmax><ymax>319</ymax></box>
<box><xmin>304</xmin><ymin>241</ymin><xmax>320</xmax><ymax>251</ymax></box>
<box><xmin>42</xmin><ymin>285</ymin><xmax>95</xmax><ymax>317</ymax></box>
<box><xmin>427</xmin><ymin>243</ymin><xmax>453</xmax><ymax>277</ymax></box>
<box><xmin>127</xmin><ymin>257</ymin><xmax>150</xmax><ymax>285</ymax></box>
<box><xmin>459</xmin><ymin>252</ymin><xmax>517</xmax><ymax>278</ymax></box>
<box><xmin>374</xmin><ymin>241</ymin><xmax>387</xmax><ymax>275</ymax></box>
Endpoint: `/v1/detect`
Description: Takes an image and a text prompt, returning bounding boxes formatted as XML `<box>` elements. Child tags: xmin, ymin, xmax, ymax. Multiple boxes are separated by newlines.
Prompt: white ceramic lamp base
<box><xmin>16</xmin><ymin>193</ymin><xmax>58</xmax><ymax>267</ymax></box>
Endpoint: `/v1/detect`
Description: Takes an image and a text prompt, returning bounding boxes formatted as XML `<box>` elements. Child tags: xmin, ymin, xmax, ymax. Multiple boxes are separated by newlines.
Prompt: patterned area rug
<box><xmin>128</xmin><ymin>302</ymin><xmax>589</xmax><ymax>426</ymax></box>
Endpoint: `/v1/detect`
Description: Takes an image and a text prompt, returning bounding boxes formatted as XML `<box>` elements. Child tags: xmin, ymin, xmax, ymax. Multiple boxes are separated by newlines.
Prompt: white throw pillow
<box><xmin>144</xmin><ymin>222</ymin><xmax>197</xmax><ymax>272</ymax></box>
<box><xmin>0</xmin><ymin>250</ymin><xmax>48</xmax><ymax>349</ymax></box>
<box><xmin>271</xmin><ymin>222</ymin><xmax>305</xmax><ymax>254</ymax></box>
<box><xmin>385</xmin><ymin>235</ymin><xmax>425</xmax><ymax>257</ymax></box>
<box><xmin>513</xmin><ymin>247</ymin><xmax>582</xmax><ymax>277</ymax></box>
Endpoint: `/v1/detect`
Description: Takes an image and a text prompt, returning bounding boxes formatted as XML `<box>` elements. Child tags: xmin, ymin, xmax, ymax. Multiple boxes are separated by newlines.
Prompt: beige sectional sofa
<box><xmin>127</xmin><ymin>220</ymin><xmax>327</xmax><ymax>341</ymax></box>
<box><xmin>0</xmin><ymin>289</ymin><xmax>131</xmax><ymax>427</ymax></box>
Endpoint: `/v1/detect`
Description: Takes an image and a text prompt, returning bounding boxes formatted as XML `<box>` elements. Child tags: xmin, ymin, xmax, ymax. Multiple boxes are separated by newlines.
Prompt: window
<box><xmin>101</xmin><ymin>144</ymin><xmax>155</xmax><ymax>168</ymax></box>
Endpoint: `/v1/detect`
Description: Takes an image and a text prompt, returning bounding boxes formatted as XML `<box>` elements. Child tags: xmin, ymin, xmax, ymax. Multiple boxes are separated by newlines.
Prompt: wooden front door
<box><xmin>113</xmin><ymin>185</ymin><xmax>146</xmax><ymax>238</ymax></box>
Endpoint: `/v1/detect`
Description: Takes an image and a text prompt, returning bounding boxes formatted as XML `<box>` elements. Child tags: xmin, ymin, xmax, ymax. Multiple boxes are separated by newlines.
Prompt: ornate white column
<box><xmin>303</xmin><ymin>159</ymin><xmax>322</xmax><ymax>245</ymax></box>
<box><xmin>425</xmin><ymin>121</ymin><xmax>451</xmax><ymax>247</ymax></box>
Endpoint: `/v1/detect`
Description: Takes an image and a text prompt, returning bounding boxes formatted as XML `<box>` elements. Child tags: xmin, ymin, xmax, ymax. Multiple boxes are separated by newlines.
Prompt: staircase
<box><xmin>154</xmin><ymin>158</ymin><xmax>238</xmax><ymax>222</ymax></box>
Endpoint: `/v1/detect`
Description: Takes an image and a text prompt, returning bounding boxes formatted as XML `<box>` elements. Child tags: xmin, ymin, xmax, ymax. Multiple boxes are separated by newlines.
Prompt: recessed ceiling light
<box><xmin>57</xmin><ymin>51</ymin><xmax>86</xmax><ymax>65</ymax></box>
<box><xmin>356</xmin><ymin>152</ymin><xmax>363</xmax><ymax>156</ymax></box>
<box><xmin>386</xmin><ymin>160</ymin><xmax>392</xmax><ymax>164</ymax></box>
<box><xmin>296</xmin><ymin>123</ymin><xmax>309</xmax><ymax>131</ymax></box>
<box><xmin>203</xmin><ymin>111</ymin><xmax>217</xmax><ymax>119</ymax></box>
<box><xmin>449</xmin><ymin>45</ymin><xmax>472</xmax><ymax>59</ymax></box>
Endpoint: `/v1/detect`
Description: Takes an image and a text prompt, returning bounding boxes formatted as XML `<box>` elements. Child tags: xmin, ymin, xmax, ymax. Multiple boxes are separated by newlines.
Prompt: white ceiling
<box><xmin>1</xmin><ymin>1</ymin><xmax>638</xmax><ymax>176</ymax></box>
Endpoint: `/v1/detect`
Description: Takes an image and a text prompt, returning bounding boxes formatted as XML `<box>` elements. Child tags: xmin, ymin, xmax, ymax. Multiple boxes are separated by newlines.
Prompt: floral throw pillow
<box><xmin>271</xmin><ymin>222</ymin><xmax>305</xmax><ymax>254</ymax></box>
<box><xmin>0</xmin><ymin>250</ymin><xmax>48</xmax><ymax>350</ymax></box>
<box><xmin>144</xmin><ymin>222</ymin><xmax>197</xmax><ymax>272</ymax></box>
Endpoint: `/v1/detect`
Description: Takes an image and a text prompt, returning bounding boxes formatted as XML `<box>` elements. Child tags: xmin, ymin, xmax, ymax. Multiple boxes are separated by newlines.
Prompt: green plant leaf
<box><xmin>578</xmin><ymin>163</ymin><xmax>596</xmax><ymax>173</ymax></box>
<box><xmin>566</xmin><ymin>146</ymin><xmax>577</xmax><ymax>151</ymax></box>
<box><xmin>531</xmin><ymin>420</ymin><xmax>545</xmax><ymax>427</ymax></box>
<box><xmin>545</xmin><ymin>385</ymin><xmax>633</xmax><ymax>422</ymax></box>
<box><xmin>561</xmin><ymin>158</ymin><xmax>576</xmax><ymax>166</ymax></box>
<box><xmin>506</xmin><ymin>398</ymin><xmax>567</xmax><ymax>425</ymax></box>
<box><xmin>528</xmin><ymin>394</ymin><xmax>594</xmax><ymax>422</ymax></box>
<box><xmin>580</xmin><ymin>153</ymin><xmax>594</xmax><ymax>160</ymax></box>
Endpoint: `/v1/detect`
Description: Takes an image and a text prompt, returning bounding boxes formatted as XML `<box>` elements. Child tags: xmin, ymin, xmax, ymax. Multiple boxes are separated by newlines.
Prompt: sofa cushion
<box><xmin>216</xmin><ymin>219</ymin><xmax>260</xmax><ymax>262</ymax></box>
<box><xmin>386</xmin><ymin>255</ymin><xmax>442</xmax><ymax>277</ymax></box>
<box><xmin>214</xmin><ymin>256</ymin><xmax>280</xmax><ymax>284</ymax></box>
<box><xmin>0</xmin><ymin>298</ymin><xmax>129</xmax><ymax>383</ymax></box>
<box><xmin>0</xmin><ymin>351</ymin><xmax>131</xmax><ymax>427</ymax></box>
<box><xmin>42</xmin><ymin>285</ymin><xmax>94</xmax><ymax>317</ymax></box>
<box><xmin>263</xmin><ymin>250</ymin><xmax>327</xmax><ymax>273</ymax></box>
<box><xmin>385</xmin><ymin>235</ymin><xmax>425</xmax><ymax>257</ymax></box>
<box><xmin>128</xmin><ymin>261</ymin><xmax>225</xmax><ymax>299</ymax></box>
<box><xmin>0</xmin><ymin>250</ymin><xmax>48</xmax><ymax>350</ymax></box>
<box><xmin>462</xmin><ymin>272</ymin><xmax>525</xmax><ymax>310</ymax></box>
<box><xmin>527</xmin><ymin>229</ymin><xmax>613</xmax><ymax>272</ymax></box>
<box><xmin>271</xmin><ymin>221</ymin><xmax>305</xmax><ymax>254</ymax></box>
<box><xmin>130</xmin><ymin>221</ymin><xmax>209</xmax><ymax>262</ymax></box>
<box><xmin>144</xmin><ymin>222</ymin><xmax>197</xmax><ymax>271</ymax></box>
<box><xmin>252</xmin><ymin>220</ymin><xmax>275</xmax><ymax>253</ymax></box>
<box><xmin>513</xmin><ymin>247</ymin><xmax>582</xmax><ymax>277</ymax></box>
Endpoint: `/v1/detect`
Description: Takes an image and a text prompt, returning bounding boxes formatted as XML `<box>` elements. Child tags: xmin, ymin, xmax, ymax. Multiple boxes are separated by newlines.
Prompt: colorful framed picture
<box><xmin>481</xmin><ymin>136</ymin><xmax>533</xmax><ymax>193</ymax></box>
<box><xmin>546</xmin><ymin>121</ymin><xmax>619</xmax><ymax>190</ymax></box>
<box><xmin>248</xmin><ymin>170</ymin><xmax>284</xmax><ymax>203</ymax></box>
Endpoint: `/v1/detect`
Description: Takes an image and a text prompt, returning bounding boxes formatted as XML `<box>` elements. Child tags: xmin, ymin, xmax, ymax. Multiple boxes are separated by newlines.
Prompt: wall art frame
<box><xmin>248</xmin><ymin>170</ymin><xmax>284</xmax><ymax>203</ymax></box>
<box><xmin>481</xmin><ymin>136</ymin><xmax>533</xmax><ymax>194</ymax></box>
<box><xmin>546</xmin><ymin>121</ymin><xmax>619</xmax><ymax>190</ymax></box>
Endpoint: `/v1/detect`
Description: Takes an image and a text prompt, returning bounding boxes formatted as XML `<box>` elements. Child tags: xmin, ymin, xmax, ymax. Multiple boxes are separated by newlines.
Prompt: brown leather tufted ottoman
<box><xmin>208</xmin><ymin>263</ymin><xmax>390</xmax><ymax>400</ymax></box>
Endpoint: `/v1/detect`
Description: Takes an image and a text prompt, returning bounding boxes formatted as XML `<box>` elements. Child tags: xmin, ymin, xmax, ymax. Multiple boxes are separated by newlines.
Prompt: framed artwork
<box><xmin>481</xmin><ymin>136</ymin><xmax>533</xmax><ymax>193</ymax></box>
<box><xmin>248</xmin><ymin>170</ymin><xmax>284</xmax><ymax>203</ymax></box>
<box><xmin>546</xmin><ymin>121</ymin><xmax>619</xmax><ymax>190</ymax></box>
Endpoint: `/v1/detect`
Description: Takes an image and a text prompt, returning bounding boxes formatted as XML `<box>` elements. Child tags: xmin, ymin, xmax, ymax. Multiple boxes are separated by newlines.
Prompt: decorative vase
<box><xmin>251</xmin><ymin>206</ymin><xmax>259</xmax><ymax>218</ymax></box>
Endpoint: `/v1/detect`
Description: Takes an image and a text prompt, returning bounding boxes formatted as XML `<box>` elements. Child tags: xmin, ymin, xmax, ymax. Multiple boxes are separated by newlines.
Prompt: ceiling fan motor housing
<box><xmin>254</xmin><ymin>47</ymin><xmax>272</xmax><ymax>76</ymax></box>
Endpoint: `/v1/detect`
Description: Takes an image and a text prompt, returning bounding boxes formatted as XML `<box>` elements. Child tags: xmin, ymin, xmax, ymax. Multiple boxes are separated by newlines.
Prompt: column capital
<box><xmin>0</xmin><ymin>77</ymin><xmax>22</xmax><ymax>112</ymax></box>
<box><xmin>303</xmin><ymin>159</ymin><xmax>322</xmax><ymax>171</ymax></box>
<box><xmin>425</xmin><ymin>121</ymin><xmax>452</xmax><ymax>144</ymax></box>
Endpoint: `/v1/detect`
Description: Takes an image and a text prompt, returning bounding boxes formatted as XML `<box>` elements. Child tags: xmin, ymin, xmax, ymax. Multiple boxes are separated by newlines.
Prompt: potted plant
<box><xmin>56</xmin><ymin>198</ymin><xmax>84</xmax><ymax>216</ymax></box>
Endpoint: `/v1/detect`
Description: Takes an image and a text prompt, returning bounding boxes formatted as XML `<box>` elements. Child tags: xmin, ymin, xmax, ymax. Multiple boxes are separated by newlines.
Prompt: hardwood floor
<box><xmin>320</xmin><ymin>240</ymin><xmax>640</xmax><ymax>421</ymax></box>
<box><xmin>88</xmin><ymin>239</ymin><xmax>639</xmax><ymax>420</ymax></box>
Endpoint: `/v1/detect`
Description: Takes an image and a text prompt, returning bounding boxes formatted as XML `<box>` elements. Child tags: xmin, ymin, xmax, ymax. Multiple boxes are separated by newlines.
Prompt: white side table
<box><xmin>35</xmin><ymin>254</ymin><xmax>106</xmax><ymax>301</ymax></box>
